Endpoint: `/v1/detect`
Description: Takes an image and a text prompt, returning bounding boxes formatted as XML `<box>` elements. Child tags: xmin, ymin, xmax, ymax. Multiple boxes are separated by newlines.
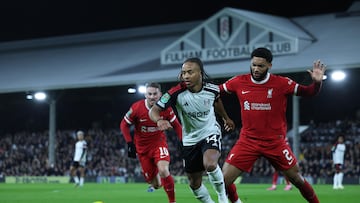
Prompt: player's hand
<box><xmin>223</xmin><ymin>117</ymin><xmax>235</xmax><ymax>132</ymax></box>
<box><xmin>156</xmin><ymin>119</ymin><xmax>173</xmax><ymax>131</ymax></box>
<box><xmin>127</xmin><ymin>142</ymin><xmax>137</xmax><ymax>159</ymax></box>
<box><xmin>308</xmin><ymin>59</ymin><xmax>326</xmax><ymax>83</ymax></box>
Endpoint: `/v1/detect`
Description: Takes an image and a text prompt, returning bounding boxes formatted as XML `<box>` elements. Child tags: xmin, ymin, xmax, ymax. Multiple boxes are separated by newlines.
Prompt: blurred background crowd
<box><xmin>0</xmin><ymin>119</ymin><xmax>359</xmax><ymax>183</ymax></box>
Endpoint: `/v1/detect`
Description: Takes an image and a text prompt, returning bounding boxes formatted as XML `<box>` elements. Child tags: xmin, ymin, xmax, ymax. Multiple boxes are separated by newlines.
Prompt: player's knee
<box><xmin>158</xmin><ymin>168</ymin><xmax>170</xmax><ymax>178</ymax></box>
<box><xmin>204</xmin><ymin>163</ymin><xmax>217</xmax><ymax>172</ymax></box>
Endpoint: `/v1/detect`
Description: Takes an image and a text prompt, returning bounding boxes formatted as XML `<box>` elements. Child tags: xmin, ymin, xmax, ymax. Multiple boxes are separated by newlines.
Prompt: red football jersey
<box><xmin>221</xmin><ymin>73</ymin><xmax>297</xmax><ymax>140</ymax></box>
<box><xmin>123</xmin><ymin>99</ymin><xmax>177</xmax><ymax>153</ymax></box>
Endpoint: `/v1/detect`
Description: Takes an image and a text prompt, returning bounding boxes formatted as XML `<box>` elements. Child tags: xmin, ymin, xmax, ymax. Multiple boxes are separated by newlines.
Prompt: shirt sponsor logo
<box><xmin>141</xmin><ymin>126</ymin><xmax>158</xmax><ymax>132</ymax></box>
<box><xmin>243</xmin><ymin>101</ymin><xmax>271</xmax><ymax>110</ymax></box>
<box><xmin>187</xmin><ymin>110</ymin><xmax>210</xmax><ymax>118</ymax></box>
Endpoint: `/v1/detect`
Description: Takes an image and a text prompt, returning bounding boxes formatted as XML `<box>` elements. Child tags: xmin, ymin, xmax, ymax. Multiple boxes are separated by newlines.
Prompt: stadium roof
<box><xmin>0</xmin><ymin>2</ymin><xmax>359</xmax><ymax>94</ymax></box>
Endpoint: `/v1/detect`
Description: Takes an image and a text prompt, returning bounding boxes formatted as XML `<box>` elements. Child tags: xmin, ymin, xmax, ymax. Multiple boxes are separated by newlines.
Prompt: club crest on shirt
<box><xmin>204</xmin><ymin>99</ymin><xmax>211</xmax><ymax>106</ymax></box>
<box><xmin>267</xmin><ymin>88</ymin><xmax>273</xmax><ymax>98</ymax></box>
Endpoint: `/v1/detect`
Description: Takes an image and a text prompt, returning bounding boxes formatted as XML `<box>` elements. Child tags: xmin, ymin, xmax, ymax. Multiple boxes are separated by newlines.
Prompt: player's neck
<box><xmin>189</xmin><ymin>81</ymin><xmax>203</xmax><ymax>93</ymax></box>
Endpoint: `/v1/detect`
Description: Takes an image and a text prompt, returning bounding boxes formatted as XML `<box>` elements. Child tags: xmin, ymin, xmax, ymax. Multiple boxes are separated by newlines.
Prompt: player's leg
<box><xmin>338</xmin><ymin>171</ymin><xmax>344</xmax><ymax>189</ymax></box>
<box><xmin>267</xmin><ymin>170</ymin><xmax>278</xmax><ymax>190</ymax></box>
<box><xmin>157</xmin><ymin>159</ymin><xmax>175</xmax><ymax>203</ymax></box>
<box><xmin>223</xmin><ymin>139</ymin><xmax>255</xmax><ymax>203</ymax></box>
<box><xmin>333</xmin><ymin>171</ymin><xmax>339</xmax><ymax>189</ymax></box>
<box><xmin>183</xmin><ymin>144</ymin><xmax>215</xmax><ymax>203</ymax></box>
<box><xmin>284</xmin><ymin>175</ymin><xmax>292</xmax><ymax>191</ymax></box>
<box><xmin>334</xmin><ymin>164</ymin><xmax>344</xmax><ymax>189</ymax></box>
<box><xmin>78</xmin><ymin>166</ymin><xmax>85</xmax><ymax>187</ymax></box>
<box><xmin>188</xmin><ymin>171</ymin><xmax>215</xmax><ymax>203</ymax></box>
<box><xmin>203</xmin><ymin>135</ymin><xmax>227</xmax><ymax>203</ymax></box>
<box><xmin>222</xmin><ymin>162</ymin><xmax>243</xmax><ymax>203</ymax></box>
<box><xmin>70</xmin><ymin>162</ymin><xmax>80</xmax><ymax>186</ymax></box>
<box><xmin>283</xmin><ymin>164</ymin><xmax>319</xmax><ymax>203</ymax></box>
<box><xmin>226</xmin><ymin>183</ymin><xmax>242</xmax><ymax>203</ymax></box>
<box><xmin>269</xmin><ymin>139</ymin><xmax>319</xmax><ymax>202</ymax></box>
<box><xmin>138</xmin><ymin>153</ymin><xmax>160</xmax><ymax>192</ymax></box>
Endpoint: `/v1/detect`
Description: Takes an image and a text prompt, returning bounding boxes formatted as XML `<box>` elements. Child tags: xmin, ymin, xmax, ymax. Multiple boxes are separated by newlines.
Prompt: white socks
<box><xmin>191</xmin><ymin>184</ymin><xmax>215</xmax><ymax>203</ymax></box>
<box><xmin>80</xmin><ymin>177</ymin><xmax>84</xmax><ymax>186</ymax></box>
<box><xmin>73</xmin><ymin>176</ymin><xmax>79</xmax><ymax>184</ymax></box>
<box><xmin>333</xmin><ymin>172</ymin><xmax>344</xmax><ymax>189</ymax></box>
<box><xmin>207</xmin><ymin>165</ymin><xmax>227</xmax><ymax>203</ymax></box>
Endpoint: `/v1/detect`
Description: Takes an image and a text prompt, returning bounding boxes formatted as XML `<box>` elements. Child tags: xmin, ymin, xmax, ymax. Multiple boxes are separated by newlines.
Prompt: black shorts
<box><xmin>182</xmin><ymin>134</ymin><xmax>222</xmax><ymax>173</ymax></box>
<box><xmin>72</xmin><ymin>161</ymin><xmax>84</xmax><ymax>168</ymax></box>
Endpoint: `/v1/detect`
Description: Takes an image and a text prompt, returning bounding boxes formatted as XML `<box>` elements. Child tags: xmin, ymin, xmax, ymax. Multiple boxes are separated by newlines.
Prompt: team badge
<box><xmin>160</xmin><ymin>93</ymin><xmax>171</xmax><ymax>104</ymax></box>
<box><xmin>267</xmin><ymin>88</ymin><xmax>273</xmax><ymax>98</ymax></box>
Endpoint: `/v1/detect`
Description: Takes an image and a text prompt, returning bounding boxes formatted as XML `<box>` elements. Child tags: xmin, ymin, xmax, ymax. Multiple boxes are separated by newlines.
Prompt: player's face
<box><xmin>181</xmin><ymin>61</ymin><xmax>202</xmax><ymax>91</ymax></box>
<box><xmin>338</xmin><ymin>136</ymin><xmax>344</xmax><ymax>143</ymax></box>
<box><xmin>145</xmin><ymin>87</ymin><xmax>161</xmax><ymax>107</ymax></box>
<box><xmin>250</xmin><ymin>56</ymin><xmax>272</xmax><ymax>81</ymax></box>
<box><xmin>77</xmin><ymin>134</ymin><xmax>84</xmax><ymax>140</ymax></box>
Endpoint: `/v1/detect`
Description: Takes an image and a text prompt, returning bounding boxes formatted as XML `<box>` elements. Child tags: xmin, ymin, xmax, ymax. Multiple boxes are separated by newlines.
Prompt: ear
<box><xmin>178</xmin><ymin>72</ymin><xmax>183</xmax><ymax>81</ymax></box>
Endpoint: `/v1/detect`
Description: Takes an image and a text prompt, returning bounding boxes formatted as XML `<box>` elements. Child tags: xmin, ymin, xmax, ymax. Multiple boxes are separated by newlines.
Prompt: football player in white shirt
<box><xmin>69</xmin><ymin>130</ymin><xmax>87</xmax><ymax>187</ymax></box>
<box><xmin>331</xmin><ymin>134</ymin><xmax>346</xmax><ymax>189</ymax></box>
<box><xmin>149</xmin><ymin>57</ymin><xmax>237</xmax><ymax>203</ymax></box>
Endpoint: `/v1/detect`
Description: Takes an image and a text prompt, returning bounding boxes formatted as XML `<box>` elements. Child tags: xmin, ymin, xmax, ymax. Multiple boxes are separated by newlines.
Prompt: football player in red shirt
<box><xmin>220</xmin><ymin>47</ymin><xmax>326</xmax><ymax>203</ymax></box>
<box><xmin>120</xmin><ymin>82</ymin><xmax>182</xmax><ymax>203</ymax></box>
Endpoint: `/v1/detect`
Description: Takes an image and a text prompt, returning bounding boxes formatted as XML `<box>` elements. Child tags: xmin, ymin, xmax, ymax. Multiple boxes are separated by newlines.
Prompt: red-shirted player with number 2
<box><xmin>221</xmin><ymin>47</ymin><xmax>326</xmax><ymax>203</ymax></box>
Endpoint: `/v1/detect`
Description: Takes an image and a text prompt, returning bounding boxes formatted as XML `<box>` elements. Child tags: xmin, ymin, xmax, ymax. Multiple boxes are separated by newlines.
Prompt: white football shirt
<box><xmin>73</xmin><ymin>140</ymin><xmax>87</xmax><ymax>164</ymax></box>
<box><xmin>157</xmin><ymin>82</ymin><xmax>221</xmax><ymax>146</ymax></box>
<box><xmin>332</xmin><ymin>143</ymin><xmax>346</xmax><ymax>165</ymax></box>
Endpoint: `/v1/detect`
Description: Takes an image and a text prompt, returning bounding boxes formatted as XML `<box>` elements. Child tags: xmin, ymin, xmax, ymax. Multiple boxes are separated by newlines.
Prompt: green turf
<box><xmin>0</xmin><ymin>183</ymin><xmax>359</xmax><ymax>203</ymax></box>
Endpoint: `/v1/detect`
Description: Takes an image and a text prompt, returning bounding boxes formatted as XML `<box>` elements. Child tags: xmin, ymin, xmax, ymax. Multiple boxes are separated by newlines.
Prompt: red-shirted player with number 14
<box><xmin>120</xmin><ymin>82</ymin><xmax>182</xmax><ymax>203</ymax></box>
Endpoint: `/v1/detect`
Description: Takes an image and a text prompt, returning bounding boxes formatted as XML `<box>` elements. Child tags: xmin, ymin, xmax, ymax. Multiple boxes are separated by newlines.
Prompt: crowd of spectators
<box><xmin>0</xmin><ymin>119</ymin><xmax>359</xmax><ymax>182</ymax></box>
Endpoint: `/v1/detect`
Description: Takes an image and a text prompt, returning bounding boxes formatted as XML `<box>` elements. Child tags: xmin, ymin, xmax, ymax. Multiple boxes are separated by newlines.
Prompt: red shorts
<box><xmin>137</xmin><ymin>141</ymin><xmax>170</xmax><ymax>182</ymax></box>
<box><xmin>225</xmin><ymin>135</ymin><xmax>297</xmax><ymax>173</ymax></box>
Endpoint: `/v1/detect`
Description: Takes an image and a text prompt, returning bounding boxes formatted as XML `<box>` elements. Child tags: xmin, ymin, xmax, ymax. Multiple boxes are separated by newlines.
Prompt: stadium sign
<box><xmin>160</xmin><ymin>8</ymin><xmax>310</xmax><ymax>65</ymax></box>
<box><xmin>162</xmin><ymin>41</ymin><xmax>295</xmax><ymax>64</ymax></box>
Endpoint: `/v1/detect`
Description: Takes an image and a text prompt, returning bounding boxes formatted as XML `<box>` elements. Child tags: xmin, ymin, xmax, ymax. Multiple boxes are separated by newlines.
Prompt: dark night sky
<box><xmin>0</xmin><ymin>0</ymin><xmax>356</xmax><ymax>42</ymax></box>
<box><xmin>0</xmin><ymin>0</ymin><xmax>358</xmax><ymax>132</ymax></box>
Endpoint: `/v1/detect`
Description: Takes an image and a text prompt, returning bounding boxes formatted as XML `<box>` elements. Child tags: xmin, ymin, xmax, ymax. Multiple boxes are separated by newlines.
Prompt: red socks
<box><xmin>299</xmin><ymin>180</ymin><xmax>320</xmax><ymax>203</ymax></box>
<box><xmin>226</xmin><ymin>183</ymin><xmax>239</xmax><ymax>203</ymax></box>
<box><xmin>161</xmin><ymin>175</ymin><xmax>175</xmax><ymax>203</ymax></box>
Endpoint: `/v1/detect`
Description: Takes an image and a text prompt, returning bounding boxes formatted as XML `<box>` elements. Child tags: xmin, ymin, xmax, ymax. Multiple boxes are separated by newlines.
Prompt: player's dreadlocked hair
<box><xmin>179</xmin><ymin>57</ymin><xmax>211</xmax><ymax>82</ymax></box>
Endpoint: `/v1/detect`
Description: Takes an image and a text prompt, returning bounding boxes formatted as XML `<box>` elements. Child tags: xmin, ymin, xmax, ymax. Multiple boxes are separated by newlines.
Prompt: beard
<box><xmin>250</xmin><ymin>66</ymin><xmax>268</xmax><ymax>81</ymax></box>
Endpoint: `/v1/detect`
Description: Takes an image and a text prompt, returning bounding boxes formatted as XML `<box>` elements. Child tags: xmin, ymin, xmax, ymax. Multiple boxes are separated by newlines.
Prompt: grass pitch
<box><xmin>0</xmin><ymin>183</ymin><xmax>359</xmax><ymax>203</ymax></box>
